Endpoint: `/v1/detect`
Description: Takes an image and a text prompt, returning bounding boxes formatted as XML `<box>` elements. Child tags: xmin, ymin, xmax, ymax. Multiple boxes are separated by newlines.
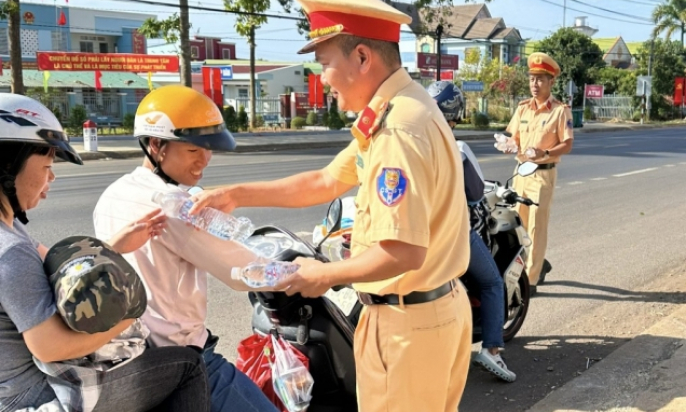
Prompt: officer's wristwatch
<box><xmin>543</xmin><ymin>149</ymin><xmax>550</xmax><ymax>161</ymax></box>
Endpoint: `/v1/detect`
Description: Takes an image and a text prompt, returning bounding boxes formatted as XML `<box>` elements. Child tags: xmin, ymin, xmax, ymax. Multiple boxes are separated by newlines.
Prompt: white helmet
<box><xmin>0</xmin><ymin>93</ymin><xmax>82</xmax><ymax>165</ymax></box>
<box><xmin>0</xmin><ymin>93</ymin><xmax>82</xmax><ymax>224</ymax></box>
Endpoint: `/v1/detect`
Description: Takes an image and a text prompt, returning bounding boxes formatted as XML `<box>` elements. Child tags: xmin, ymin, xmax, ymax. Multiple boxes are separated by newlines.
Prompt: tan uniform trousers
<box><xmin>513</xmin><ymin>167</ymin><xmax>558</xmax><ymax>285</ymax></box>
<box><xmin>354</xmin><ymin>284</ymin><xmax>472</xmax><ymax>412</ymax></box>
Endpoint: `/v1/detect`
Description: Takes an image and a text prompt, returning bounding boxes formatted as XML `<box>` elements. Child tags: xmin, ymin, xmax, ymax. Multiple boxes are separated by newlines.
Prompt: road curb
<box><xmin>526</xmin><ymin>305</ymin><xmax>686</xmax><ymax>412</ymax></box>
<box><xmin>64</xmin><ymin>124</ymin><xmax>685</xmax><ymax>163</ymax></box>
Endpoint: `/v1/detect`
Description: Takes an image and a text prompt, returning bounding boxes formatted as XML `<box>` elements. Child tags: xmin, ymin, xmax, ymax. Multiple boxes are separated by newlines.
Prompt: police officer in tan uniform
<box><xmin>502</xmin><ymin>52</ymin><xmax>574</xmax><ymax>294</ymax></box>
<box><xmin>189</xmin><ymin>0</ymin><xmax>473</xmax><ymax>409</ymax></box>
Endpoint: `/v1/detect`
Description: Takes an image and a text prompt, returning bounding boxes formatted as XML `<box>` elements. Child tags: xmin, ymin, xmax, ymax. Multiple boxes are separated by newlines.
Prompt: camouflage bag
<box><xmin>43</xmin><ymin>235</ymin><xmax>147</xmax><ymax>334</ymax></box>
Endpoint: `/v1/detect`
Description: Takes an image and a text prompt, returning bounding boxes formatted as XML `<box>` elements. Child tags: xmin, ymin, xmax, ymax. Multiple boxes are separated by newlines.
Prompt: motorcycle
<box><xmin>317</xmin><ymin>162</ymin><xmax>540</xmax><ymax>343</ymax></box>
<box><xmin>243</xmin><ymin>199</ymin><xmax>358</xmax><ymax>412</ymax></box>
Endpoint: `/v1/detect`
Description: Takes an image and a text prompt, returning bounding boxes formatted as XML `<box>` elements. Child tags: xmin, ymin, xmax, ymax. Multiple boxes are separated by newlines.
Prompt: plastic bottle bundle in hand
<box><xmin>525</xmin><ymin>147</ymin><xmax>536</xmax><ymax>158</ymax></box>
<box><xmin>494</xmin><ymin>133</ymin><xmax>518</xmax><ymax>153</ymax></box>
<box><xmin>152</xmin><ymin>191</ymin><xmax>254</xmax><ymax>242</ymax></box>
<box><xmin>231</xmin><ymin>259</ymin><xmax>301</xmax><ymax>288</ymax></box>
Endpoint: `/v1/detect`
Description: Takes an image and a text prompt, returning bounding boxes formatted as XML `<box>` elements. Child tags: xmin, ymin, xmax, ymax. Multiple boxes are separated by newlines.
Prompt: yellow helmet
<box><xmin>134</xmin><ymin>85</ymin><xmax>236</xmax><ymax>152</ymax></box>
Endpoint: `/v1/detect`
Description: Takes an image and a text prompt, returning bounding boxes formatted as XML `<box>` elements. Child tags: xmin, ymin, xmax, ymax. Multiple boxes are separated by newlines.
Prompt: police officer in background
<box><xmin>189</xmin><ymin>0</ymin><xmax>474</xmax><ymax>409</ymax></box>
<box><xmin>500</xmin><ymin>52</ymin><xmax>574</xmax><ymax>294</ymax></box>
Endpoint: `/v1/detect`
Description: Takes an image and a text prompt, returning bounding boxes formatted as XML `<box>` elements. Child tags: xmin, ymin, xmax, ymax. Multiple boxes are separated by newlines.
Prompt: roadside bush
<box><xmin>254</xmin><ymin>115</ymin><xmax>265</xmax><ymax>128</ymax></box>
<box><xmin>306</xmin><ymin>111</ymin><xmax>318</xmax><ymax>126</ymax></box>
<box><xmin>327</xmin><ymin>99</ymin><xmax>345</xmax><ymax>130</ymax></box>
<box><xmin>223</xmin><ymin>105</ymin><xmax>239</xmax><ymax>132</ymax></box>
<box><xmin>291</xmin><ymin>116</ymin><xmax>307</xmax><ymax>129</ymax></box>
<box><xmin>122</xmin><ymin>113</ymin><xmax>135</xmax><ymax>131</ymax></box>
<box><xmin>237</xmin><ymin>105</ymin><xmax>249</xmax><ymax>131</ymax></box>
<box><xmin>470</xmin><ymin>110</ymin><xmax>490</xmax><ymax>130</ymax></box>
<box><xmin>67</xmin><ymin>105</ymin><xmax>88</xmax><ymax>135</ymax></box>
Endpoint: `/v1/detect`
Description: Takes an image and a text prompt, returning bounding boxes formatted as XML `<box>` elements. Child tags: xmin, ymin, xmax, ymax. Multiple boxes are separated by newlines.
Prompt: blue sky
<box><xmin>29</xmin><ymin>0</ymin><xmax>662</xmax><ymax>61</ymax></box>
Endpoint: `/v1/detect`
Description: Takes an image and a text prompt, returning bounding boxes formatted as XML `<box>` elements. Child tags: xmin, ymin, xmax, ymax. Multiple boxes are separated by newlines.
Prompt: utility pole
<box><xmin>563</xmin><ymin>0</ymin><xmax>567</xmax><ymax>28</ymax></box>
<box><xmin>647</xmin><ymin>39</ymin><xmax>655</xmax><ymax>122</ymax></box>
<box><xmin>435</xmin><ymin>24</ymin><xmax>443</xmax><ymax>81</ymax></box>
<box><xmin>249</xmin><ymin>24</ymin><xmax>256</xmax><ymax>130</ymax></box>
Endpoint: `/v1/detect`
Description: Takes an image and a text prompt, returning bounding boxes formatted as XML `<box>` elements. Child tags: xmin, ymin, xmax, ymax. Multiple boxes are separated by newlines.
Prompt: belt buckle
<box><xmin>357</xmin><ymin>292</ymin><xmax>374</xmax><ymax>306</ymax></box>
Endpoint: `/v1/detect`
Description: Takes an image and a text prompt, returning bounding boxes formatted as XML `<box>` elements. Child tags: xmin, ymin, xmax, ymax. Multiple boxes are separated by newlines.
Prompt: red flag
<box><xmin>58</xmin><ymin>10</ymin><xmax>66</xmax><ymax>26</ymax></box>
<box><xmin>0</xmin><ymin>56</ymin><xmax>3</xmax><ymax>77</ymax></box>
<box><xmin>94</xmin><ymin>70</ymin><xmax>102</xmax><ymax>91</ymax></box>
<box><xmin>674</xmin><ymin>78</ymin><xmax>684</xmax><ymax>105</ymax></box>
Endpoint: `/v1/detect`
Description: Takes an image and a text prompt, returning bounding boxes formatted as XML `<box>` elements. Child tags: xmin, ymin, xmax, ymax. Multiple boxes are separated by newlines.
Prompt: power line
<box><xmin>109</xmin><ymin>0</ymin><xmax>306</xmax><ymax>21</ymax></box>
<box><xmin>539</xmin><ymin>0</ymin><xmax>655</xmax><ymax>26</ymax></box>
<box><xmin>614</xmin><ymin>0</ymin><xmax>662</xmax><ymax>6</ymax></box>
<box><xmin>569</xmin><ymin>0</ymin><xmax>652</xmax><ymax>22</ymax></box>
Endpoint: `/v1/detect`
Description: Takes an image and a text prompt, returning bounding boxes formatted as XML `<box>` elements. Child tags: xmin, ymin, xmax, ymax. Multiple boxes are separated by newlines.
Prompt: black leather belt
<box><xmin>533</xmin><ymin>163</ymin><xmax>556</xmax><ymax>170</ymax></box>
<box><xmin>357</xmin><ymin>280</ymin><xmax>456</xmax><ymax>306</ymax></box>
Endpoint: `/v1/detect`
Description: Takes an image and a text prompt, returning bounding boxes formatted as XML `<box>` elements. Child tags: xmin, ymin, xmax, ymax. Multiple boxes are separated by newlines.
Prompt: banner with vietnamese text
<box><xmin>36</xmin><ymin>52</ymin><xmax>179</xmax><ymax>73</ymax></box>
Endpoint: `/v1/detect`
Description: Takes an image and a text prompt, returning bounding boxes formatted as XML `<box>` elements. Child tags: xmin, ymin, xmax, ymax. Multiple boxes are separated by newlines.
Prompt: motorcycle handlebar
<box><xmin>514</xmin><ymin>195</ymin><xmax>538</xmax><ymax>207</ymax></box>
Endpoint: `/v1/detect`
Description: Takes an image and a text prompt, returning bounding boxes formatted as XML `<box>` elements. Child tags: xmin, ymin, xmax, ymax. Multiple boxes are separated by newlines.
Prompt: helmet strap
<box><xmin>138</xmin><ymin>139</ymin><xmax>179</xmax><ymax>186</ymax></box>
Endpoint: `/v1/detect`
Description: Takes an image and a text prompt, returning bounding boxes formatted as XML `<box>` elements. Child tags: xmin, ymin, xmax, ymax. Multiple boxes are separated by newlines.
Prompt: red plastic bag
<box><xmin>236</xmin><ymin>333</ymin><xmax>310</xmax><ymax>412</ymax></box>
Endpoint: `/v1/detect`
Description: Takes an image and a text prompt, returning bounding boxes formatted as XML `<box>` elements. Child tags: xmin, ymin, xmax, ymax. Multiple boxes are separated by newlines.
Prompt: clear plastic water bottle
<box><xmin>494</xmin><ymin>133</ymin><xmax>518</xmax><ymax>153</ymax></box>
<box><xmin>151</xmin><ymin>191</ymin><xmax>254</xmax><ymax>242</ymax></box>
<box><xmin>525</xmin><ymin>148</ymin><xmax>536</xmax><ymax>158</ymax></box>
<box><xmin>231</xmin><ymin>261</ymin><xmax>301</xmax><ymax>288</ymax></box>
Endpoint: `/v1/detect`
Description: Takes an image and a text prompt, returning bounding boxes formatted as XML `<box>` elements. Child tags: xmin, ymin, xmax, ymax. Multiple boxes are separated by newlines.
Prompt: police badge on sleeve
<box><xmin>377</xmin><ymin>168</ymin><xmax>408</xmax><ymax>206</ymax></box>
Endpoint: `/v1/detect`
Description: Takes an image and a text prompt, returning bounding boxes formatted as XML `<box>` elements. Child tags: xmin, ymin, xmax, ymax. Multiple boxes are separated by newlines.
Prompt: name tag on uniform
<box><xmin>356</xmin><ymin>154</ymin><xmax>364</xmax><ymax>169</ymax></box>
<box><xmin>521</xmin><ymin>120</ymin><xmax>528</xmax><ymax>124</ymax></box>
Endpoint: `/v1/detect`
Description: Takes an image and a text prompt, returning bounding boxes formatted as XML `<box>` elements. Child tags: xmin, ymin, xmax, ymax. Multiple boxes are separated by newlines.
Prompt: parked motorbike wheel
<box><xmin>502</xmin><ymin>271</ymin><xmax>530</xmax><ymax>342</ymax></box>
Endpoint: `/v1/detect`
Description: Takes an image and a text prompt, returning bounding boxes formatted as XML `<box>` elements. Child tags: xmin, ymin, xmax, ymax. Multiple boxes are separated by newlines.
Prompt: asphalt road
<box><xmin>25</xmin><ymin>127</ymin><xmax>686</xmax><ymax>411</ymax></box>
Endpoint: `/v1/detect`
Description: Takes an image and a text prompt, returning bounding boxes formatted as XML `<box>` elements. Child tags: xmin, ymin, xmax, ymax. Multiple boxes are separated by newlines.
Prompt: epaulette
<box><xmin>352</xmin><ymin>99</ymin><xmax>392</xmax><ymax>143</ymax></box>
<box><xmin>518</xmin><ymin>98</ymin><xmax>531</xmax><ymax>106</ymax></box>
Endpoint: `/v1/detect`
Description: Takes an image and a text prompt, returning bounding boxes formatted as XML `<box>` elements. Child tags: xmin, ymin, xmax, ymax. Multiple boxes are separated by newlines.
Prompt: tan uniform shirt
<box><xmin>326</xmin><ymin>69</ymin><xmax>470</xmax><ymax>296</ymax></box>
<box><xmin>506</xmin><ymin>96</ymin><xmax>574</xmax><ymax>164</ymax></box>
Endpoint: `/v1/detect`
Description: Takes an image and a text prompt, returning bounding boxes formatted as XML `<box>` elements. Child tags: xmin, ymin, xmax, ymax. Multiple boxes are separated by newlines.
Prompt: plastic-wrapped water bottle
<box><xmin>152</xmin><ymin>191</ymin><xmax>254</xmax><ymax>242</ymax></box>
<box><xmin>525</xmin><ymin>148</ymin><xmax>536</xmax><ymax>158</ymax></box>
<box><xmin>494</xmin><ymin>133</ymin><xmax>518</xmax><ymax>153</ymax></box>
<box><xmin>231</xmin><ymin>260</ymin><xmax>301</xmax><ymax>288</ymax></box>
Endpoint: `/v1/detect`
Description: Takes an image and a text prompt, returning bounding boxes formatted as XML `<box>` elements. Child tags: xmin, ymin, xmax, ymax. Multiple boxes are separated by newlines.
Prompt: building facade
<box><xmin>0</xmin><ymin>4</ymin><xmax>156</xmax><ymax>124</ymax></box>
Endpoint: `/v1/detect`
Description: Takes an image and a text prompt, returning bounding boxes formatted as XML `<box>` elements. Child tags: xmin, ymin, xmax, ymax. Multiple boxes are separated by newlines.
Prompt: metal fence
<box><xmin>584</xmin><ymin>95</ymin><xmax>635</xmax><ymax>120</ymax></box>
<box><xmin>82</xmin><ymin>91</ymin><xmax>122</xmax><ymax>121</ymax></box>
<box><xmin>25</xmin><ymin>90</ymin><xmax>71</xmax><ymax>122</ymax></box>
<box><xmin>227</xmin><ymin>97</ymin><xmax>282</xmax><ymax>124</ymax></box>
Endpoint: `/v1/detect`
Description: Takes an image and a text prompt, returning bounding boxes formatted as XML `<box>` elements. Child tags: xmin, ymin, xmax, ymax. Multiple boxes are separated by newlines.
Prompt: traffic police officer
<box><xmin>503</xmin><ymin>52</ymin><xmax>574</xmax><ymax>293</ymax></box>
<box><xmin>188</xmin><ymin>0</ymin><xmax>473</xmax><ymax>409</ymax></box>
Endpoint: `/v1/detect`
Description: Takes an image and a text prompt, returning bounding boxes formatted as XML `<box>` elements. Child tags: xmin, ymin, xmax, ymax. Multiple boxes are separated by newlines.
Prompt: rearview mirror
<box><xmin>316</xmin><ymin>198</ymin><xmax>343</xmax><ymax>251</ymax></box>
<box><xmin>517</xmin><ymin>162</ymin><xmax>538</xmax><ymax>177</ymax></box>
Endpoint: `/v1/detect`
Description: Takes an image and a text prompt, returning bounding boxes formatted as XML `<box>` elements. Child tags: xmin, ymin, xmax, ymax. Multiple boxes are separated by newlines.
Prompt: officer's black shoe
<box><xmin>529</xmin><ymin>285</ymin><xmax>537</xmax><ymax>297</ymax></box>
<box><xmin>537</xmin><ymin>260</ymin><xmax>553</xmax><ymax>286</ymax></box>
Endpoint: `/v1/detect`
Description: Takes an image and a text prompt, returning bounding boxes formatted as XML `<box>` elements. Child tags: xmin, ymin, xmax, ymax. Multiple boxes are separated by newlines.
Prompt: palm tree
<box><xmin>652</xmin><ymin>0</ymin><xmax>686</xmax><ymax>48</ymax></box>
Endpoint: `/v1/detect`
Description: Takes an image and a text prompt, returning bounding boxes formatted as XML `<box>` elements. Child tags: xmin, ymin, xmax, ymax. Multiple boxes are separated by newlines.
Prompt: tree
<box><xmin>224</xmin><ymin>0</ymin><xmax>269</xmax><ymax>130</ymax></box>
<box><xmin>0</xmin><ymin>0</ymin><xmax>24</xmax><ymax>94</ymax></box>
<box><xmin>635</xmin><ymin>38</ymin><xmax>686</xmax><ymax>119</ymax></box>
<box><xmin>652</xmin><ymin>0</ymin><xmax>686</xmax><ymax>48</ymax></box>
<box><xmin>139</xmin><ymin>1</ymin><xmax>192</xmax><ymax>87</ymax></box>
<box><xmin>587</xmin><ymin>66</ymin><xmax>636</xmax><ymax>96</ymax></box>
<box><xmin>535</xmin><ymin>28</ymin><xmax>606</xmax><ymax>106</ymax></box>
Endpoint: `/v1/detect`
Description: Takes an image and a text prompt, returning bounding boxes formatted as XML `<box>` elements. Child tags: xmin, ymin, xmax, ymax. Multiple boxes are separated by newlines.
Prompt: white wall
<box><xmin>257</xmin><ymin>65</ymin><xmax>306</xmax><ymax>97</ymax></box>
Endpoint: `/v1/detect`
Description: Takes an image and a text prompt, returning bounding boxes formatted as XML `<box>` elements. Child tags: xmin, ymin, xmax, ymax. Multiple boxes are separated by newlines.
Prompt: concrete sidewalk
<box><xmin>67</xmin><ymin>121</ymin><xmax>686</xmax><ymax>162</ymax></box>
<box><xmin>526</xmin><ymin>305</ymin><xmax>686</xmax><ymax>412</ymax></box>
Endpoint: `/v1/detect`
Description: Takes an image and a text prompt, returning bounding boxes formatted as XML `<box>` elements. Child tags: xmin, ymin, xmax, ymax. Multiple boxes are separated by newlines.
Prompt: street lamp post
<box><xmin>436</xmin><ymin>24</ymin><xmax>444</xmax><ymax>81</ymax></box>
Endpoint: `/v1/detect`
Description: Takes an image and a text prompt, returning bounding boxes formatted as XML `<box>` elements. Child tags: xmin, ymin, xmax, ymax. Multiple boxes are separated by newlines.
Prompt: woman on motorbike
<box><xmin>0</xmin><ymin>94</ymin><xmax>210</xmax><ymax>412</ymax></box>
<box><xmin>428</xmin><ymin>81</ymin><xmax>517</xmax><ymax>383</ymax></box>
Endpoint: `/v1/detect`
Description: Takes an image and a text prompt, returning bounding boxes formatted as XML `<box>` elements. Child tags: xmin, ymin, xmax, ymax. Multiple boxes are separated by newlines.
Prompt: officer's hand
<box><xmin>275</xmin><ymin>257</ymin><xmax>330</xmax><ymax>298</ymax></box>
<box><xmin>189</xmin><ymin>187</ymin><xmax>238</xmax><ymax>215</ymax></box>
<box><xmin>109</xmin><ymin>208</ymin><xmax>167</xmax><ymax>254</ymax></box>
<box><xmin>526</xmin><ymin>147</ymin><xmax>545</xmax><ymax>160</ymax></box>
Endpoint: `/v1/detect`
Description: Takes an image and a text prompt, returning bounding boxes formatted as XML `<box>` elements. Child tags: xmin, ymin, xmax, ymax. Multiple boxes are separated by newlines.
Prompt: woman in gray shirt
<box><xmin>0</xmin><ymin>94</ymin><xmax>211</xmax><ymax>412</ymax></box>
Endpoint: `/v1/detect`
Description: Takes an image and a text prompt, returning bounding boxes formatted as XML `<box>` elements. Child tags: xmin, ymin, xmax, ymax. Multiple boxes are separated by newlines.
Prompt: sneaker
<box><xmin>473</xmin><ymin>349</ymin><xmax>517</xmax><ymax>383</ymax></box>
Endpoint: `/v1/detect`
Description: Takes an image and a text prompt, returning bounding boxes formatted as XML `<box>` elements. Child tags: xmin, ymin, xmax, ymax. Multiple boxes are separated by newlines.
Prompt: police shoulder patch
<box><xmin>566</xmin><ymin>119</ymin><xmax>573</xmax><ymax>129</ymax></box>
<box><xmin>376</xmin><ymin>167</ymin><xmax>408</xmax><ymax>207</ymax></box>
